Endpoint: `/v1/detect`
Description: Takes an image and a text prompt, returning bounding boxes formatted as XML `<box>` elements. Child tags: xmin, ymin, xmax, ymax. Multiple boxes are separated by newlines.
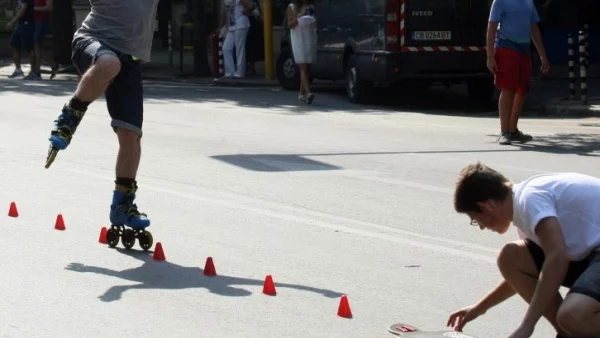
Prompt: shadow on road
<box><xmin>65</xmin><ymin>248</ymin><xmax>344</xmax><ymax>302</ymax></box>
<box><xmin>212</xmin><ymin>134</ymin><xmax>600</xmax><ymax>172</ymax></box>
<box><xmin>0</xmin><ymin>76</ymin><xmax>498</xmax><ymax>116</ymax></box>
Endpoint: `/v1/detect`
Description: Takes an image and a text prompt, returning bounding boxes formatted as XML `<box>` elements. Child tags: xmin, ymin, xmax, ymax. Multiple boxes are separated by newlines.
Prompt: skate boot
<box><xmin>45</xmin><ymin>104</ymin><xmax>86</xmax><ymax>168</ymax></box>
<box><xmin>106</xmin><ymin>183</ymin><xmax>153</xmax><ymax>251</ymax></box>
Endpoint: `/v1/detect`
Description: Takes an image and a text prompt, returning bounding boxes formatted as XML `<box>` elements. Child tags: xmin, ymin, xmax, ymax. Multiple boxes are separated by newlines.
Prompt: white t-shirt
<box><xmin>512</xmin><ymin>172</ymin><xmax>600</xmax><ymax>261</ymax></box>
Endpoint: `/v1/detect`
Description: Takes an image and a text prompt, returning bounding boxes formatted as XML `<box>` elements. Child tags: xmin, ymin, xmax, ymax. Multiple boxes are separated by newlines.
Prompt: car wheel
<box><xmin>276</xmin><ymin>47</ymin><xmax>300</xmax><ymax>90</ymax></box>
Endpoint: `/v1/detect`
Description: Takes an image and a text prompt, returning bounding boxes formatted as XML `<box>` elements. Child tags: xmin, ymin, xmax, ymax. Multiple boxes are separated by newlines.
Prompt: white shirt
<box><xmin>512</xmin><ymin>172</ymin><xmax>600</xmax><ymax>261</ymax></box>
<box><xmin>224</xmin><ymin>0</ymin><xmax>250</xmax><ymax>30</ymax></box>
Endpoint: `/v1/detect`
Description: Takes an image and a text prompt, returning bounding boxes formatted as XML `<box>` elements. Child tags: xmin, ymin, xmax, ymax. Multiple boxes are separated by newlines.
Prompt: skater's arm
<box><xmin>474</xmin><ymin>279</ymin><xmax>516</xmax><ymax>313</ymax></box>
<box><xmin>519</xmin><ymin>217</ymin><xmax>569</xmax><ymax>330</ymax></box>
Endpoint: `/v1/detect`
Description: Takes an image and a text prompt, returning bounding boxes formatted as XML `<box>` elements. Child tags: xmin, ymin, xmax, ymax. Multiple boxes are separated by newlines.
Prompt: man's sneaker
<box><xmin>8</xmin><ymin>68</ymin><xmax>24</xmax><ymax>78</ymax></box>
<box><xmin>23</xmin><ymin>72</ymin><xmax>41</xmax><ymax>80</ymax></box>
<box><xmin>498</xmin><ymin>132</ymin><xmax>511</xmax><ymax>145</ymax></box>
<box><xmin>510</xmin><ymin>129</ymin><xmax>533</xmax><ymax>143</ymax></box>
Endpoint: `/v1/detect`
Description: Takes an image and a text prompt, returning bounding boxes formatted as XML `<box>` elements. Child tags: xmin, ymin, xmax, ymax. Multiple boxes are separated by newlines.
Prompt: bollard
<box><xmin>568</xmin><ymin>34</ymin><xmax>575</xmax><ymax>100</ymax></box>
<box><xmin>168</xmin><ymin>20</ymin><xmax>173</xmax><ymax>68</ymax></box>
<box><xmin>584</xmin><ymin>24</ymin><xmax>590</xmax><ymax>68</ymax></box>
<box><xmin>578</xmin><ymin>29</ymin><xmax>588</xmax><ymax>105</ymax></box>
<box><xmin>218</xmin><ymin>36</ymin><xmax>224</xmax><ymax>77</ymax></box>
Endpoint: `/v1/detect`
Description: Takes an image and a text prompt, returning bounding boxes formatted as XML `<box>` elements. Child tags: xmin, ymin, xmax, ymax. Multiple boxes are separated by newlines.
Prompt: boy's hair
<box><xmin>454</xmin><ymin>162</ymin><xmax>512</xmax><ymax>213</ymax></box>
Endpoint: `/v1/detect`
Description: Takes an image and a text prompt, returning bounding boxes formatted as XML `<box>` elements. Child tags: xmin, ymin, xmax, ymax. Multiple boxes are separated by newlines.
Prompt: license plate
<box><xmin>412</xmin><ymin>31</ymin><xmax>451</xmax><ymax>41</ymax></box>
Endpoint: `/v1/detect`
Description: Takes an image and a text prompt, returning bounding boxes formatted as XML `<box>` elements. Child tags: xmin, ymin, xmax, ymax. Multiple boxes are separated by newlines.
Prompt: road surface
<box><xmin>1</xmin><ymin>78</ymin><xmax>598</xmax><ymax>338</ymax></box>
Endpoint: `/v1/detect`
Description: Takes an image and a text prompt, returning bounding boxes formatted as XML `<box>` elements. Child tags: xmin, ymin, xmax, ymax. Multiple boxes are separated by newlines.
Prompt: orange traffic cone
<box><xmin>8</xmin><ymin>202</ymin><xmax>18</xmax><ymax>217</ymax></box>
<box><xmin>55</xmin><ymin>214</ymin><xmax>66</xmax><ymax>230</ymax></box>
<box><xmin>262</xmin><ymin>275</ymin><xmax>276</xmax><ymax>296</ymax></box>
<box><xmin>203</xmin><ymin>257</ymin><xmax>217</xmax><ymax>276</ymax></box>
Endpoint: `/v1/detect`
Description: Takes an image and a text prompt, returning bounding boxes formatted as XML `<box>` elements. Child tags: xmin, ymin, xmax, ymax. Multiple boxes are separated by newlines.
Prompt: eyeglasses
<box><xmin>470</xmin><ymin>219</ymin><xmax>480</xmax><ymax>226</ymax></box>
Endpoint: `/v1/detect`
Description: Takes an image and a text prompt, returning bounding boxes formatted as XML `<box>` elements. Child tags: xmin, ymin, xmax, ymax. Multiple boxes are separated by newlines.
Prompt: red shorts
<box><xmin>494</xmin><ymin>47</ymin><xmax>532</xmax><ymax>95</ymax></box>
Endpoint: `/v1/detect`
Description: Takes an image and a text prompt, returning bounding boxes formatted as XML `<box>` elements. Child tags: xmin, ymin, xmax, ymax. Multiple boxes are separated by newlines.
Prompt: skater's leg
<box><xmin>48</xmin><ymin>37</ymin><xmax>121</xmax><ymax>151</ymax></box>
<box><xmin>106</xmin><ymin>55</ymin><xmax>149</xmax><ymax>230</ymax></box>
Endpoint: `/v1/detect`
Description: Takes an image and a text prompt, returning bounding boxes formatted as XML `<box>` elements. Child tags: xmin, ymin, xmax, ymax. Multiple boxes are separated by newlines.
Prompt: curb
<box><xmin>540</xmin><ymin>96</ymin><xmax>600</xmax><ymax>117</ymax></box>
<box><xmin>211</xmin><ymin>77</ymin><xmax>280</xmax><ymax>88</ymax></box>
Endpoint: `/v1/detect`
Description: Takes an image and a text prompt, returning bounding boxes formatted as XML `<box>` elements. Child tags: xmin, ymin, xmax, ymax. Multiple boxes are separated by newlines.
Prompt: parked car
<box><xmin>276</xmin><ymin>0</ymin><xmax>495</xmax><ymax>103</ymax></box>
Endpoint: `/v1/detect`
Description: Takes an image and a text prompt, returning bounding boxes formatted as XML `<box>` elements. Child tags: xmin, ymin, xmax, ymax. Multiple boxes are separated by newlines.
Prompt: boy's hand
<box><xmin>540</xmin><ymin>56</ymin><xmax>550</xmax><ymax>75</ymax></box>
<box><xmin>487</xmin><ymin>56</ymin><xmax>498</xmax><ymax>74</ymax></box>
<box><xmin>507</xmin><ymin>323</ymin><xmax>534</xmax><ymax>338</ymax></box>
<box><xmin>446</xmin><ymin>303</ymin><xmax>485</xmax><ymax>331</ymax></box>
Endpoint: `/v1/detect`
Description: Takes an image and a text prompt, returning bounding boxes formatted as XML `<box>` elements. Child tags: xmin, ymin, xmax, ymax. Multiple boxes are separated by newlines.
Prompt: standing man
<box><xmin>27</xmin><ymin>0</ymin><xmax>59</xmax><ymax>80</ymax></box>
<box><xmin>44</xmin><ymin>0</ymin><xmax>159</xmax><ymax>231</ymax></box>
<box><xmin>486</xmin><ymin>0</ymin><xmax>550</xmax><ymax>145</ymax></box>
<box><xmin>5</xmin><ymin>0</ymin><xmax>35</xmax><ymax>78</ymax></box>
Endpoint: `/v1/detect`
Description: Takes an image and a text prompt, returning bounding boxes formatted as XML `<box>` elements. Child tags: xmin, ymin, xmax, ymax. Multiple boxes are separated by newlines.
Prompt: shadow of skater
<box><xmin>65</xmin><ymin>248</ymin><xmax>344</xmax><ymax>302</ymax></box>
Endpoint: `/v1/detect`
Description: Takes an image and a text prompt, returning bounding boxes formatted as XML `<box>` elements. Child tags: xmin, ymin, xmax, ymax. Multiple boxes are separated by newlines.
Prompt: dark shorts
<box><xmin>494</xmin><ymin>47</ymin><xmax>533</xmax><ymax>95</ymax></box>
<box><xmin>71</xmin><ymin>35</ymin><xmax>144</xmax><ymax>136</ymax></box>
<box><xmin>526</xmin><ymin>239</ymin><xmax>600</xmax><ymax>302</ymax></box>
<box><xmin>9</xmin><ymin>22</ymin><xmax>34</xmax><ymax>52</ymax></box>
<box><xmin>34</xmin><ymin>21</ymin><xmax>48</xmax><ymax>44</ymax></box>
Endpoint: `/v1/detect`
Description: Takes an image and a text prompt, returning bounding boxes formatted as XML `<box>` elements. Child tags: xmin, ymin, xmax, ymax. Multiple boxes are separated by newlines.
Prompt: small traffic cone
<box><xmin>203</xmin><ymin>257</ymin><xmax>216</xmax><ymax>276</ymax></box>
<box><xmin>98</xmin><ymin>226</ymin><xmax>107</xmax><ymax>244</ymax></box>
<box><xmin>337</xmin><ymin>295</ymin><xmax>353</xmax><ymax>318</ymax></box>
<box><xmin>153</xmin><ymin>242</ymin><xmax>166</xmax><ymax>261</ymax></box>
<box><xmin>54</xmin><ymin>214</ymin><xmax>66</xmax><ymax>230</ymax></box>
<box><xmin>262</xmin><ymin>275</ymin><xmax>277</xmax><ymax>296</ymax></box>
<box><xmin>8</xmin><ymin>202</ymin><xmax>18</xmax><ymax>217</ymax></box>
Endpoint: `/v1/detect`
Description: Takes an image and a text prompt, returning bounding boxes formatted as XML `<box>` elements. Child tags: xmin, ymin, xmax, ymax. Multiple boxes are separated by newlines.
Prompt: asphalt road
<box><xmin>1</xmin><ymin>78</ymin><xmax>598</xmax><ymax>338</ymax></box>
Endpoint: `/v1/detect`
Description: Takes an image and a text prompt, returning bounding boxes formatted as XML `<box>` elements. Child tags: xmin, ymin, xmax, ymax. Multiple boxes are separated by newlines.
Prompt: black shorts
<box><xmin>525</xmin><ymin>239</ymin><xmax>600</xmax><ymax>302</ymax></box>
<box><xmin>10</xmin><ymin>22</ymin><xmax>34</xmax><ymax>52</ymax></box>
<box><xmin>71</xmin><ymin>36</ymin><xmax>144</xmax><ymax>136</ymax></box>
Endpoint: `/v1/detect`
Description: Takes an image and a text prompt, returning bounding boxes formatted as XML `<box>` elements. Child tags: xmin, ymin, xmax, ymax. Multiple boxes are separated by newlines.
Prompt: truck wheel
<box><xmin>467</xmin><ymin>79</ymin><xmax>496</xmax><ymax>102</ymax></box>
<box><xmin>346</xmin><ymin>54</ymin><xmax>371</xmax><ymax>104</ymax></box>
<box><xmin>276</xmin><ymin>47</ymin><xmax>300</xmax><ymax>90</ymax></box>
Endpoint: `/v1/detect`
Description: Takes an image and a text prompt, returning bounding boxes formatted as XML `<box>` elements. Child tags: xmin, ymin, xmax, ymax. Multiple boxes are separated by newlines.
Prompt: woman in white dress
<box><xmin>220</xmin><ymin>0</ymin><xmax>253</xmax><ymax>78</ymax></box>
<box><xmin>287</xmin><ymin>0</ymin><xmax>317</xmax><ymax>104</ymax></box>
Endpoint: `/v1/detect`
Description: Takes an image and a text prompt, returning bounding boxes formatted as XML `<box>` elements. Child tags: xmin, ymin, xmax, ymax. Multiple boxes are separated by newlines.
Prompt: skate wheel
<box><xmin>138</xmin><ymin>231</ymin><xmax>153</xmax><ymax>251</ymax></box>
<box><xmin>45</xmin><ymin>147</ymin><xmax>58</xmax><ymax>169</ymax></box>
<box><xmin>121</xmin><ymin>229</ymin><xmax>135</xmax><ymax>249</ymax></box>
<box><xmin>106</xmin><ymin>228</ymin><xmax>120</xmax><ymax>248</ymax></box>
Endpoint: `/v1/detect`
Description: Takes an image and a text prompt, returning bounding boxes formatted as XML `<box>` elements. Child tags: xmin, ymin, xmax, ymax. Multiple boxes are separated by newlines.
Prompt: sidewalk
<box><xmin>525</xmin><ymin>76</ymin><xmax>600</xmax><ymax>117</ymax></box>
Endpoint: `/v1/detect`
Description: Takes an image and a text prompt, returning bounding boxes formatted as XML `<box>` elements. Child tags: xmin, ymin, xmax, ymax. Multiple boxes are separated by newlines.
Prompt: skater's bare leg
<box><xmin>114</xmin><ymin>128</ymin><xmax>141</xmax><ymax>192</ymax></box>
<box><xmin>70</xmin><ymin>54</ymin><xmax>121</xmax><ymax>108</ymax></box>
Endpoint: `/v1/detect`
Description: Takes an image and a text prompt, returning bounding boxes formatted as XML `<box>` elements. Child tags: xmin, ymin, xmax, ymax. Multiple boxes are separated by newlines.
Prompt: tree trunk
<box><xmin>192</xmin><ymin>0</ymin><xmax>211</xmax><ymax>76</ymax></box>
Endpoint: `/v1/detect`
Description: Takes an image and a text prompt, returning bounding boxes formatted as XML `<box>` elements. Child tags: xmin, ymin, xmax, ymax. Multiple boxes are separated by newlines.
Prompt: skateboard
<box><xmin>388</xmin><ymin>323</ymin><xmax>479</xmax><ymax>338</ymax></box>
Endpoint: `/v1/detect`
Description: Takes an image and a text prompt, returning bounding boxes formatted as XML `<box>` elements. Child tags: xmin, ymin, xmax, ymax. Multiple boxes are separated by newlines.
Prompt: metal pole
<box><xmin>568</xmin><ymin>34</ymin><xmax>575</xmax><ymax>100</ymax></box>
<box><xmin>263</xmin><ymin>0</ymin><xmax>273</xmax><ymax>80</ymax></box>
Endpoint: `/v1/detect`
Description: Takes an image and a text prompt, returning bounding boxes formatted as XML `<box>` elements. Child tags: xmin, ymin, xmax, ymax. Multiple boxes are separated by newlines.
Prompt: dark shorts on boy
<box><xmin>526</xmin><ymin>239</ymin><xmax>600</xmax><ymax>302</ymax></box>
<box><xmin>494</xmin><ymin>47</ymin><xmax>532</xmax><ymax>95</ymax></box>
<box><xmin>71</xmin><ymin>35</ymin><xmax>144</xmax><ymax>136</ymax></box>
<box><xmin>9</xmin><ymin>22</ymin><xmax>34</xmax><ymax>52</ymax></box>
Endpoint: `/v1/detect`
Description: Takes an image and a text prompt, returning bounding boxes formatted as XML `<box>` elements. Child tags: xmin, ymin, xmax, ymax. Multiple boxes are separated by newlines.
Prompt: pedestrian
<box><xmin>486</xmin><ymin>0</ymin><xmax>550</xmax><ymax>145</ymax></box>
<box><xmin>448</xmin><ymin>162</ymin><xmax>600</xmax><ymax>338</ymax></box>
<box><xmin>287</xmin><ymin>0</ymin><xmax>317</xmax><ymax>104</ymax></box>
<box><xmin>220</xmin><ymin>0</ymin><xmax>252</xmax><ymax>78</ymax></box>
<box><xmin>4</xmin><ymin>0</ymin><xmax>35</xmax><ymax>79</ymax></box>
<box><xmin>44</xmin><ymin>0</ymin><xmax>159</xmax><ymax>231</ymax></box>
<box><xmin>28</xmin><ymin>0</ymin><xmax>59</xmax><ymax>80</ymax></box>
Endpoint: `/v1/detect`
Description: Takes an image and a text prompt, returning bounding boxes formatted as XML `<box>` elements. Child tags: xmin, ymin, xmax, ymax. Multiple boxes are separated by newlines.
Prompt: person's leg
<box><xmin>234</xmin><ymin>27</ymin><xmax>249</xmax><ymax>78</ymax></box>
<box><xmin>8</xmin><ymin>25</ymin><xmax>24</xmax><ymax>78</ymax></box>
<box><xmin>305</xmin><ymin>63</ymin><xmax>314</xmax><ymax>103</ymax></box>
<box><xmin>494</xmin><ymin>48</ymin><xmax>519</xmax><ymax>145</ymax></box>
<box><xmin>32</xmin><ymin>21</ymin><xmax>47</xmax><ymax>76</ymax></box>
<box><xmin>223</xmin><ymin>31</ymin><xmax>235</xmax><ymax>77</ymax></box>
<box><xmin>508</xmin><ymin>53</ymin><xmax>534</xmax><ymax>143</ymax></box>
<box><xmin>48</xmin><ymin>37</ymin><xmax>122</xmax><ymax>151</ymax></box>
<box><xmin>21</xmin><ymin>23</ymin><xmax>38</xmax><ymax>80</ymax></box>
<box><xmin>557</xmin><ymin>256</ymin><xmax>600</xmax><ymax>337</ymax></box>
<box><xmin>497</xmin><ymin>240</ymin><xmax>570</xmax><ymax>336</ymax></box>
<box><xmin>105</xmin><ymin>55</ymin><xmax>149</xmax><ymax>229</ymax></box>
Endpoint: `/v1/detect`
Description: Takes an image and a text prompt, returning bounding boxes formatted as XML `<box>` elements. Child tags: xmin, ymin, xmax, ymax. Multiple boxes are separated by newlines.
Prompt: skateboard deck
<box><xmin>388</xmin><ymin>323</ymin><xmax>479</xmax><ymax>338</ymax></box>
